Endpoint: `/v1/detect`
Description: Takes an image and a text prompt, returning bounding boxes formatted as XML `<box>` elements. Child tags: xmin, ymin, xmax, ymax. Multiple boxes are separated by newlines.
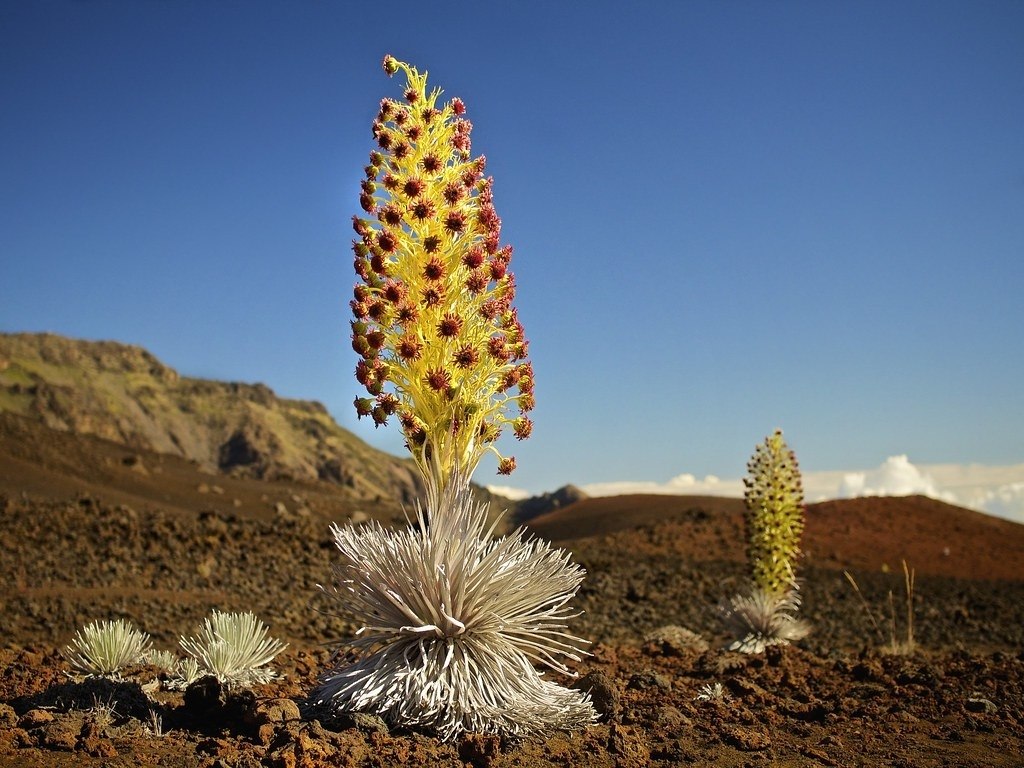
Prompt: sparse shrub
<box><xmin>63</xmin><ymin>618</ymin><xmax>151</xmax><ymax>677</ymax></box>
<box><xmin>146</xmin><ymin>708</ymin><xmax>164</xmax><ymax>737</ymax></box>
<box><xmin>844</xmin><ymin>559</ymin><xmax>916</xmax><ymax>654</ymax></box>
<box><xmin>179</xmin><ymin>610</ymin><xmax>287</xmax><ymax>687</ymax></box>
<box><xmin>720</xmin><ymin>430</ymin><xmax>810</xmax><ymax>652</ymax></box>
<box><xmin>314</xmin><ymin>55</ymin><xmax>594</xmax><ymax>740</ymax></box>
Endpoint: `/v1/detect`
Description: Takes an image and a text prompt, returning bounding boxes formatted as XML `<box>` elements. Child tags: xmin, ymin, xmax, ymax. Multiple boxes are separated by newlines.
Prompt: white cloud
<box><xmin>835</xmin><ymin>455</ymin><xmax>954</xmax><ymax>502</ymax></box>
<box><xmin>581</xmin><ymin>475</ymin><xmax>743</xmax><ymax>498</ymax></box>
<box><xmin>485</xmin><ymin>484</ymin><xmax>532</xmax><ymax>501</ymax></box>
<box><xmin>577</xmin><ymin>457</ymin><xmax>1024</xmax><ymax>524</ymax></box>
<box><xmin>965</xmin><ymin>482</ymin><xmax>1024</xmax><ymax>524</ymax></box>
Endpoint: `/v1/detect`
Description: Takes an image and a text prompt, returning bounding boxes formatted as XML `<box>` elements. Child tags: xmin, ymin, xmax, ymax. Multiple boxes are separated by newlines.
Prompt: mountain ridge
<box><xmin>0</xmin><ymin>331</ymin><xmax>427</xmax><ymax>506</ymax></box>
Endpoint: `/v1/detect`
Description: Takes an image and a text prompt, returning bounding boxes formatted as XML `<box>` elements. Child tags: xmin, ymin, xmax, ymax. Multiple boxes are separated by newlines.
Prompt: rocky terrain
<box><xmin>1</xmin><ymin>334</ymin><xmax>1022</xmax><ymax>767</ymax></box>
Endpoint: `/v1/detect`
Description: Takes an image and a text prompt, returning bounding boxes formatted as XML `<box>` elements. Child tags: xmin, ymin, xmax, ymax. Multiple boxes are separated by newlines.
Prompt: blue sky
<box><xmin>2</xmin><ymin>1</ymin><xmax>1022</xmax><ymax>515</ymax></box>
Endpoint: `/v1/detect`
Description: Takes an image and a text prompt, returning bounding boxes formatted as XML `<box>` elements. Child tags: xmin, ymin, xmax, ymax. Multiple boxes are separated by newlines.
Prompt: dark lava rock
<box><xmin>572</xmin><ymin>670</ymin><xmax>620</xmax><ymax>721</ymax></box>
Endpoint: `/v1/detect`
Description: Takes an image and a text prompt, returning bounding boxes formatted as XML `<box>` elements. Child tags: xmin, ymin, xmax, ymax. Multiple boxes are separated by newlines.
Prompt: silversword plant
<box><xmin>695</xmin><ymin>682</ymin><xmax>730</xmax><ymax>703</ymax></box>
<box><xmin>720</xmin><ymin>429</ymin><xmax>810</xmax><ymax>652</ymax></box>
<box><xmin>179</xmin><ymin>610</ymin><xmax>287</xmax><ymax>687</ymax></box>
<box><xmin>169</xmin><ymin>657</ymin><xmax>202</xmax><ymax>691</ymax></box>
<box><xmin>315</xmin><ymin>55</ymin><xmax>595</xmax><ymax>740</ymax></box>
<box><xmin>145</xmin><ymin>649</ymin><xmax>178</xmax><ymax>673</ymax></box>
<box><xmin>63</xmin><ymin>618</ymin><xmax>151</xmax><ymax>677</ymax></box>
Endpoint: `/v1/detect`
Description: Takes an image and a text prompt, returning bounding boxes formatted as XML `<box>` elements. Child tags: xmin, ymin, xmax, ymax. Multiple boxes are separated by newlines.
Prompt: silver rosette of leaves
<box><xmin>312</xmin><ymin>476</ymin><xmax>596</xmax><ymax>740</ymax></box>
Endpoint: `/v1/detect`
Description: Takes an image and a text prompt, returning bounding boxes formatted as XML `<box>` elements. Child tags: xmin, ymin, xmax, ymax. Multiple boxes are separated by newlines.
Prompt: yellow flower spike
<box><xmin>350</xmin><ymin>56</ymin><xmax>532</xmax><ymax>505</ymax></box>
<box><xmin>743</xmin><ymin>429</ymin><xmax>806</xmax><ymax>598</ymax></box>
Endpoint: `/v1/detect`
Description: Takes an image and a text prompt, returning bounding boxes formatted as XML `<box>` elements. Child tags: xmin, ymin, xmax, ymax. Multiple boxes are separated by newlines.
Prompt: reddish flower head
<box><xmin>445</xmin><ymin>211</ymin><xmax>467</xmax><ymax>235</ymax></box>
<box><xmin>395</xmin><ymin>302</ymin><xmax>419</xmax><ymax>324</ymax></box>
<box><xmin>453</xmin><ymin>344</ymin><xmax>479</xmax><ymax>368</ymax></box>
<box><xmin>437</xmin><ymin>313</ymin><xmax>463</xmax><ymax>338</ymax></box>
<box><xmin>513</xmin><ymin>417</ymin><xmax>533</xmax><ymax>441</ymax></box>
<box><xmin>397</xmin><ymin>334</ymin><xmax>423</xmax><ymax>360</ymax></box>
<box><xmin>423</xmin><ymin>257</ymin><xmax>445</xmax><ymax>281</ymax></box>
<box><xmin>377</xmin><ymin>230</ymin><xmax>398</xmax><ymax>253</ymax></box>
<box><xmin>462</xmin><ymin>246</ymin><xmax>485</xmax><ymax>269</ymax></box>
<box><xmin>489</xmin><ymin>259</ymin><xmax>507</xmax><ymax>280</ymax></box>
<box><xmin>425</xmin><ymin>367</ymin><xmax>452</xmax><ymax>391</ymax></box>
<box><xmin>369</xmin><ymin>251</ymin><xmax>390</xmax><ymax>276</ymax></box>
<box><xmin>379</xmin><ymin>203</ymin><xmax>403</xmax><ymax>227</ymax></box>
<box><xmin>487</xmin><ymin>336</ymin><xmax>510</xmax><ymax>362</ymax></box>
<box><xmin>464</xmin><ymin>270</ymin><xmax>488</xmax><ymax>294</ymax></box>
<box><xmin>421</xmin><ymin>286</ymin><xmax>444</xmax><ymax>307</ymax></box>
<box><xmin>403</xmin><ymin>177</ymin><xmax>425</xmax><ymax>197</ymax></box>
<box><xmin>382</xmin><ymin>279</ymin><xmax>407</xmax><ymax>304</ymax></box>
<box><xmin>352</xmin><ymin>216</ymin><xmax>371</xmax><ymax>237</ymax></box>
<box><xmin>442</xmin><ymin>183</ymin><xmax>464</xmax><ymax>205</ymax></box>
<box><xmin>421</xmin><ymin>154</ymin><xmax>442</xmax><ymax>174</ymax></box>
<box><xmin>411</xmin><ymin>199</ymin><xmax>436</xmax><ymax>221</ymax></box>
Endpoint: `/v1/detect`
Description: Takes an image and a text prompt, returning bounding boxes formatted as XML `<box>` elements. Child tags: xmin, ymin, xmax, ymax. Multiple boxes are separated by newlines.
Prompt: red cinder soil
<box><xmin>2</xmin><ymin>423</ymin><xmax>1023</xmax><ymax>766</ymax></box>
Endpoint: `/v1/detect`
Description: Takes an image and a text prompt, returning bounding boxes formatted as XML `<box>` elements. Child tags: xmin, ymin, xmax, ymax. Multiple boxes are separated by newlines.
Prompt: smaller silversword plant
<box><xmin>179</xmin><ymin>610</ymin><xmax>287</xmax><ymax>687</ymax></box>
<box><xmin>166</xmin><ymin>657</ymin><xmax>202</xmax><ymax>691</ymax></box>
<box><xmin>145</xmin><ymin>649</ymin><xmax>178</xmax><ymax>673</ymax></box>
<box><xmin>695</xmin><ymin>682</ymin><xmax>730</xmax><ymax>703</ymax></box>
<box><xmin>720</xmin><ymin>430</ymin><xmax>810</xmax><ymax>653</ymax></box>
<box><xmin>63</xmin><ymin>619</ymin><xmax>151</xmax><ymax>677</ymax></box>
<box><xmin>719</xmin><ymin>589</ymin><xmax>810</xmax><ymax>654</ymax></box>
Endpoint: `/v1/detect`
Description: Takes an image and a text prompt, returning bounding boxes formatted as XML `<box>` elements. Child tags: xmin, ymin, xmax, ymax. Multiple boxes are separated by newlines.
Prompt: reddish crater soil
<box><xmin>1</xmin><ymin>419</ymin><xmax>1023</xmax><ymax>767</ymax></box>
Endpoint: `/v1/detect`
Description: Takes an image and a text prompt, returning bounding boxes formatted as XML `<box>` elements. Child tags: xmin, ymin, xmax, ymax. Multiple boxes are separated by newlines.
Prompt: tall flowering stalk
<box><xmin>744</xmin><ymin>429</ymin><xmax>805</xmax><ymax>597</ymax></box>
<box><xmin>720</xmin><ymin>429</ymin><xmax>810</xmax><ymax>653</ymax></box>
<box><xmin>314</xmin><ymin>55</ymin><xmax>595</xmax><ymax>740</ymax></box>
<box><xmin>350</xmin><ymin>55</ymin><xmax>533</xmax><ymax>509</ymax></box>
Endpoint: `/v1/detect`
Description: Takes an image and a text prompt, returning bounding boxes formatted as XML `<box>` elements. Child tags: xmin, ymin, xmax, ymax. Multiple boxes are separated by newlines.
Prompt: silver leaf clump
<box><xmin>718</xmin><ymin>588</ymin><xmax>810</xmax><ymax>654</ymax></box>
<box><xmin>64</xmin><ymin>618</ymin><xmax>152</xmax><ymax>677</ymax></box>
<box><xmin>179</xmin><ymin>610</ymin><xmax>287</xmax><ymax>687</ymax></box>
<box><xmin>312</xmin><ymin>475</ymin><xmax>596</xmax><ymax>740</ymax></box>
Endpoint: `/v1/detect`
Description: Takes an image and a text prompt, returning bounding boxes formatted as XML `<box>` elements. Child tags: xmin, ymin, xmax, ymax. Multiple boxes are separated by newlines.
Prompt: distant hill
<box><xmin>0</xmin><ymin>332</ymin><xmax>427</xmax><ymax>506</ymax></box>
<box><xmin>512</xmin><ymin>483</ymin><xmax>590</xmax><ymax>525</ymax></box>
<box><xmin>525</xmin><ymin>492</ymin><xmax>1024</xmax><ymax>581</ymax></box>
